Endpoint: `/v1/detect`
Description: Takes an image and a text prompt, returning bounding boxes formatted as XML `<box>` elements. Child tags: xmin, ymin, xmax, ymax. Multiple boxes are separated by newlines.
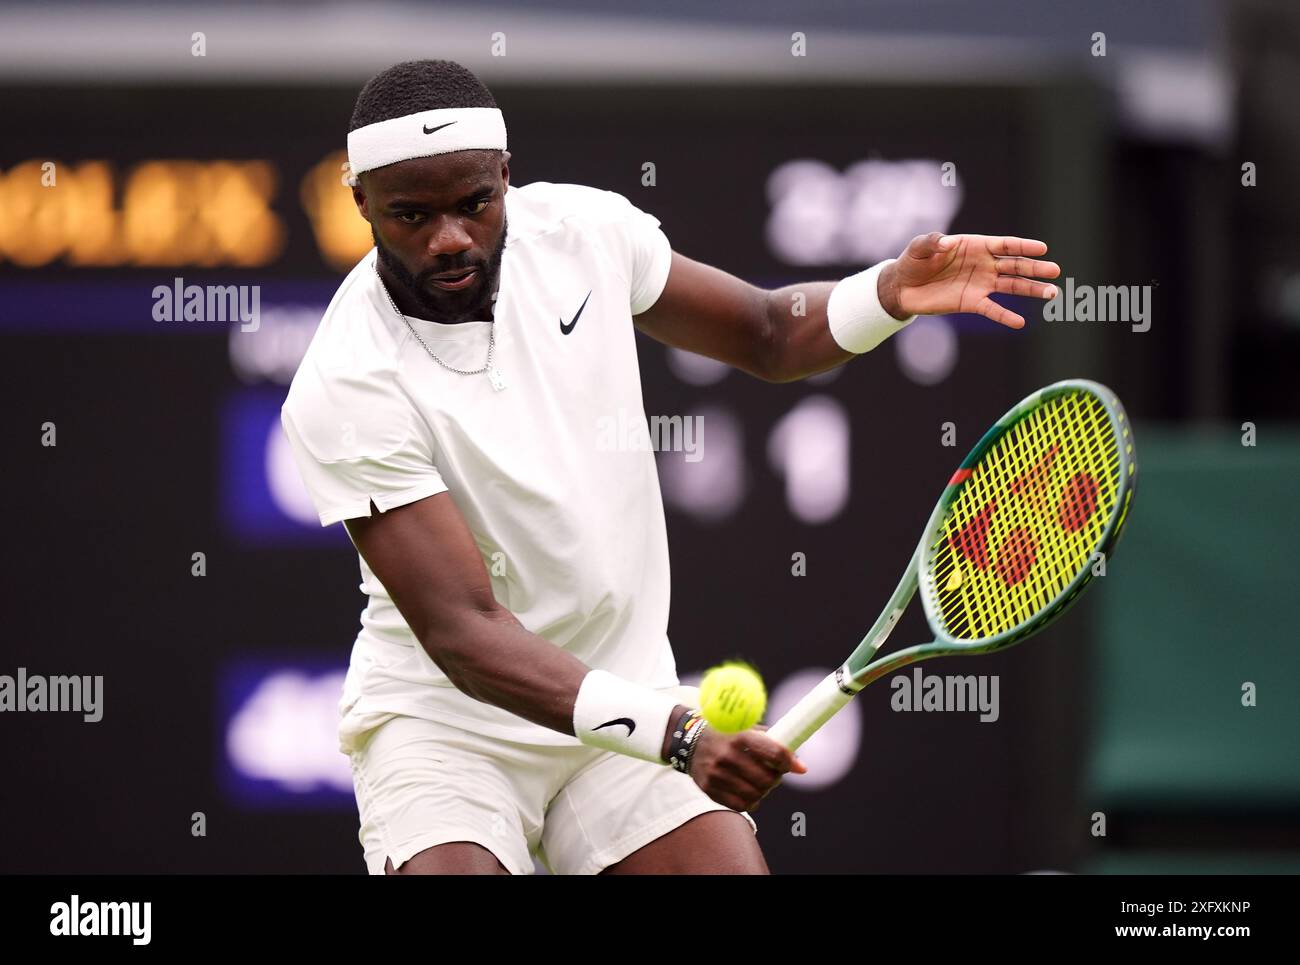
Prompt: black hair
<box><xmin>349</xmin><ymin>59</ymin><xmax>497</xmax><ymax>131</ymax></box>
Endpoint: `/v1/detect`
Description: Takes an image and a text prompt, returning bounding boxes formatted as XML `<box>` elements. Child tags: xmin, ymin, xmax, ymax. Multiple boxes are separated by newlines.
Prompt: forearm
<box><xmin>762</xmin><ymin>262</ymin><xmax>908</xmax><ymax>383</ymax></box>
<box><xmin>427</xmin><ymin>606</ymin><xmax>591</xmax><ymax>735</ymax></box>
<box><xmin>762</xmin><ymin>280</ymin><xmax>851</xmax><ymax>383</ymax></box>
<box><xmin>428</xmin><ymin>608</ymin><xmax>690</xmax><ymax>760</ymax></box>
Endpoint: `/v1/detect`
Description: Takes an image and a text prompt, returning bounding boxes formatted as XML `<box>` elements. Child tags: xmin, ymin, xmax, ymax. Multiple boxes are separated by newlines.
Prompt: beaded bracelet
<box><xmin>666</xmin><ymin>708</ymin><xmax>709</xmax><ymax>774</ymax></box>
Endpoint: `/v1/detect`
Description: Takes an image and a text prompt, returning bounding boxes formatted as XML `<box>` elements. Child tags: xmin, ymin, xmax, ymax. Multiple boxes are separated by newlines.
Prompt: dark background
<box><xmin>2</xmin><ymin>0</ymin><xmax>1298</xmax><ymax>874</ymax></box>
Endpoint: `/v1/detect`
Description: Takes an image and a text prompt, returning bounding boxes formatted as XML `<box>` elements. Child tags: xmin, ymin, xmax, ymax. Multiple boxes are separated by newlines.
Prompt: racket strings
<box><xmin>956</xmin><ymin>397</ymin><xmax>1117</xmax><ymax>634</ymax></box>
<box><xmin>956</xmin><ymin>395</ymin><xmax>1117</xmax><ymax>634</ymax></box>
<box><xmin>929</xmin><ymin>391</ymin><xmax>1121</xmax><ymax>641</ymax></box>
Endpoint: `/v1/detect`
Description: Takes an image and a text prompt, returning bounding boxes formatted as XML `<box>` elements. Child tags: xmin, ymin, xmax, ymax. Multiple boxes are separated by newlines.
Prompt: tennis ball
<box><xmin>698</xmin><ymin>661</ymin><xmax>767</xmax><ymax>734</ymax></box>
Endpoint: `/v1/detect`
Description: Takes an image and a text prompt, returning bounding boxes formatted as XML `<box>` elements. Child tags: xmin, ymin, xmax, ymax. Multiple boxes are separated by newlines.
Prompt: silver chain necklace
<box><xmin>374</xmin><ymin>265</ymin><xmax>507</xmax><ymax>392</ymax></box>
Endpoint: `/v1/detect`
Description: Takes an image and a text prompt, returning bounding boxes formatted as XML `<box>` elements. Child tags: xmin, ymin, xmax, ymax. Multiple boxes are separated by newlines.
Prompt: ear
<box><xmin>352</xmin><ymin>181</ymin><xmax>369</xmax><ymax>220</ymax></box>
<box><xmin>500</xmin><ymin>151</ymin><xmax>511</xmax><ymax>188</ymax></box>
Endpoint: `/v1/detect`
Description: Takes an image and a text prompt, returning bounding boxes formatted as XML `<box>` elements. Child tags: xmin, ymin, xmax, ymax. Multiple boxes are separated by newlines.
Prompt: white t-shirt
<box><xmin>281</xmin><ymin>181</ymin><xmax>679</xmax><ymax>753</ymax></box>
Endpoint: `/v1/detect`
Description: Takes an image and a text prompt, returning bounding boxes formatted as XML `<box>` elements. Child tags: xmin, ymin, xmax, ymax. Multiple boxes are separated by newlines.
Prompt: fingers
<box><xmin>732</xmin><ymin>734</ymin><xmax>804</xmax><ymax>792</ymax></box>
<box><xmin>994</xmin><ymin>276</ymin><xmax>1058</xmax><ymax>300</ymax></box>
<box><xmin>694</xmin><ymin>763</ymin><xmax>774</xmax><ymax>813</ymax></box>
<box><xmin>989</xmin><ymin>252</ymin><xmax>1057</xmax><ymax>317</ymax></box>
<box><xmin>994</xmin><ymin>256</ymin><xmax>1060</xmax><ymax>280</ymax></box>
<box><xmin>761</xmin><ymin>743</ymin><xmax>809</xmax><ymax>776</ymax></box>
<box><xmin>977</xmin><ymin>296</ymin><xmax>1025</xmax><ymax>329</ymax></box>
<box><xmin>694</xmin><ymin>731</ymin><xmax>808</xmax><ymax>812</ymax></box>
<box><xmin>987</xmin><ymin>236</ymin><xmax>1048</xmax><ymax>257</ymax></box>
<box><xmin>911</xmin><ymin>233</ymin><xmax>1050</xmax><ymax>259</ymax></box>
<box><xmin>740</xmin><ymin>731</ymin><xmax>804</xmax><ymax>774</ymax></box>
<box><xmin>709</xmin><ymin>775</ymin><xmax>781</xmax><ymax>813</ymax></box>
<box><xmin>906</xmin><ymin>231</ymin><xmax>953</xmax><ymax>259</ymax></box>
<box><xmin>705</xmin><ymin>772</ymin><xmax>777</xmax><ymax>813</ymax></box>
<box><xmin>897</xmin><ymin>232</ymin><xmax>1056</xmax><ymax>328</ymax></box>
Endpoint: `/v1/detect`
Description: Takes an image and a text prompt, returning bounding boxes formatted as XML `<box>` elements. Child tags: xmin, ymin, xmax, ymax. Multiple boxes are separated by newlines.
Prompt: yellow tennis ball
<box><xmin>698</xmin><ymin>661</ymin><xmax>767</xmax><ymax>733</ymax></box>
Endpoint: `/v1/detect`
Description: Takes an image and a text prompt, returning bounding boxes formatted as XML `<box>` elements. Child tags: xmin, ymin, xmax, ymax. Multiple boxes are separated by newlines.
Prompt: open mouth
<box><xmin>428</xmin><ymin>268</ymin><xmax>479</xmax><ymax>291</ymax></box>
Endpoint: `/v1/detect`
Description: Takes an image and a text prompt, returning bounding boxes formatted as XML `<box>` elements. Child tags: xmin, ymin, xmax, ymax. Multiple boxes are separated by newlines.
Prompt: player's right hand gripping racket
<box><xmin>768</xmin><ymin>379</ymin><xmax>1137</xmax><ymax>752</ymax></box>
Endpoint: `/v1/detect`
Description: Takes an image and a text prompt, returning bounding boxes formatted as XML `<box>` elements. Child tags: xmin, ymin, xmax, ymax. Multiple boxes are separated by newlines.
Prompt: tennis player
<box><xmin>281</xmin><ymin>59</ymin><xmax>1061</xmax><ymax>875</ymax></box>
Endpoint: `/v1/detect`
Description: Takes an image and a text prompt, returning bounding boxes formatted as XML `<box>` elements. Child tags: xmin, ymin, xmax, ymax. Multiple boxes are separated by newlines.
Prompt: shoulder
<box><xmin>282</xmin><ymin>252</ymin><xmax>415</xmax><ymax>462</ymax></box>
<box><xmin>505</xmin><ymin>181</ymin><xmax>656</xmax><ymax>240</ymax></box>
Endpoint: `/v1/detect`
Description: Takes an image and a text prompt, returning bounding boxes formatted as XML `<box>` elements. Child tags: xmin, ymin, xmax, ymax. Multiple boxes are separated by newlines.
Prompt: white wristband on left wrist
<box><xmin>826</xmin><ymin>259</ymin><xmax>918</xmax><ymax>354</ymax></box>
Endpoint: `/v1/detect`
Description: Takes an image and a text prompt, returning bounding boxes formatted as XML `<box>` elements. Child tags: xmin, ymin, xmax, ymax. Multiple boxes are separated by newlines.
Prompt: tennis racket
<box><xmin>768</xmin><ymin>379</ymin><xmax>1137</xmax><ymax>752</ymax></box>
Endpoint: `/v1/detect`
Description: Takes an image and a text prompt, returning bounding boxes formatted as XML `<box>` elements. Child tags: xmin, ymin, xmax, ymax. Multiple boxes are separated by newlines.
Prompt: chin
<box><xmin>421</xmin><ymin>297</ymin><xmax>488</xmax><ymax>324</ymax></box>
<box><xmin>433</xmin><ymin>278</ymin><xmax>496</xmax><ymax>312</ymax></box>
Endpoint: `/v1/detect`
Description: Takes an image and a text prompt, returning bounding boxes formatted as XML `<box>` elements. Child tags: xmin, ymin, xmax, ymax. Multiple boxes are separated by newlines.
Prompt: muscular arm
<box><xmin>343</xmin><ymin>492</ymin><xmax>690</xmax><ymax>751</ymax></box>
<box><xmin>632</xmin><ymin>251</ymin><xmax>865</xmax><ymax>384</ymax></box>
<box><xmin>633</xmin><ymin>235</ymin><xmax>1059</xmax><ymax>381</ymax></box>
<box><xmin>345</xmin><ymin>492</ymin><xmax>587</xmax><ymax>734</ymax></box>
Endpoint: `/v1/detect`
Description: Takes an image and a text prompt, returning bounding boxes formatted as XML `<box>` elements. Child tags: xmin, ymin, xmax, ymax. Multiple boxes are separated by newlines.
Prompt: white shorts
<box><xmin>348</xmin><ymin>685</ymin><xmax>757</xmax><ymax>875</ymax></box>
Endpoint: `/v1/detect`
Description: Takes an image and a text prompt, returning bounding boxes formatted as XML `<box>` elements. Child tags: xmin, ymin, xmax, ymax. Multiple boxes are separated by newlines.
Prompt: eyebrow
<box><xmin>385</xmin><ymin>183</ymin><xmax>496</xmax><ymax>210</ymax></box>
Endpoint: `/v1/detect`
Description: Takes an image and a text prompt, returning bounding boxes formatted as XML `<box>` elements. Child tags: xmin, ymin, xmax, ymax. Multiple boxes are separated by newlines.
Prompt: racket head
<box><xmin>916</xmin><ymin>379</ymin><xmax>1137</xmax><ymax>653</ymax></box>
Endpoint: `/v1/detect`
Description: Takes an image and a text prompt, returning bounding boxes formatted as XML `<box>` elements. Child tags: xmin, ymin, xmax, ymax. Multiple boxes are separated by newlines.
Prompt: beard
<box><xmin>373</xmin><ymin>212</ymin><xmax>508</xmax><ymax>324</ymax></box>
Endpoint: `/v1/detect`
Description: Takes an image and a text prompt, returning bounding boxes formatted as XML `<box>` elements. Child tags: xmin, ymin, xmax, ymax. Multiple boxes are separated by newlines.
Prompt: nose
<box><xmin>425</xmin><ymin>214</ymin><xmax>474</xmax><ymax>259</ymax></box>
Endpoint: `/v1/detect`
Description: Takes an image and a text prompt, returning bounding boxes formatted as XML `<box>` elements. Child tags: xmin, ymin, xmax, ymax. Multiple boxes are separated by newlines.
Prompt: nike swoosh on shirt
<box><xmin>593</xmin><ymin>717</ymin><xmax>636</xmax><ymax>736</ymax></box>
<box><xmin>560</xmin><ymin>290</ymin><xmax>593</xmax><ymax>335</ymax></box>
<box><xmin>423</xmin><ymin>121</ymin><xmax>457</xmax><ymax>135</ymax></box>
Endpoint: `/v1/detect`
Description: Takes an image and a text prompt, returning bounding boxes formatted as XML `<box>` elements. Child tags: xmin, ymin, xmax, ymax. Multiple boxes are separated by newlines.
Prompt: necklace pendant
<box><xmin>488</xmin><ymin>366</ymin><xmax>507</xmax><ymax>392</ymax></box>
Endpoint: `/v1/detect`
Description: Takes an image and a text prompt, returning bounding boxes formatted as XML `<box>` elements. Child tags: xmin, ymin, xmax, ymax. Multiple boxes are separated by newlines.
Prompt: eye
<box><xmin>464</xmin><ymin>197</ymin><xmax>491</xmax><ymax>215</ymax></box>
<box><xmin>395</xmin><ymin>211</ymin><xmax>425</xmax><ymax>225</ymax></box>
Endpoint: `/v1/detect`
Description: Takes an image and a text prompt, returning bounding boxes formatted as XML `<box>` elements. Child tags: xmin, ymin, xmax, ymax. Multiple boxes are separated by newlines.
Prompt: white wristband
<box><xmin>826</xmin><ymin>259</ymin><xmax>917</xmax><ymax>354</ymax></box>
<box><xmin>572</xmin><ymin>670</ymin><xmax>680</xmax><ymax>764</ymax></box>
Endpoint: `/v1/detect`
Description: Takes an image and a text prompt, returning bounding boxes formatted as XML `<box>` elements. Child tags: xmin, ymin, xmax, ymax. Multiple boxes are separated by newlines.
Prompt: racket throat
<box><xmin>871</xmin><ymin>607</ymin><xmax>905</xmax><ymax>657</ymax></box>
<box><xmin>835</xmin><ymin>663</ymin><xmax>866</xmax><ymax>696</ymax></box>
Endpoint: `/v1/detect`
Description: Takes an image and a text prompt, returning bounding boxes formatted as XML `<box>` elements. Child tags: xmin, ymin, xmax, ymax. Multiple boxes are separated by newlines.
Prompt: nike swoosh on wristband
<box><xmin>593</xmin><ymin>717</ymin><xmax>636</xmax><ymax>736</ymax></box>
<box><xmin>560</xmin><ymin>290</ymin><xmax>592</xmax><ymax>335</ymax></box>
<box><xmin>422</xmin><ymin>121</ymin><xmax>457</xmax><ymax>135</ymax></box>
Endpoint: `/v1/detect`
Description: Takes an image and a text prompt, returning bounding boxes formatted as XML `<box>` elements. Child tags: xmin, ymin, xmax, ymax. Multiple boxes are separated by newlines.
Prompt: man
<box><xmin>281</xmin><ymin>59</ymin><xmax>1060</xmax><ymax>875</ymax></box>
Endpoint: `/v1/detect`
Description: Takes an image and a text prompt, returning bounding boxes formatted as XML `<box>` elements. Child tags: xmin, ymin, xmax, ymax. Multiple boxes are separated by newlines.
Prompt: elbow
<box><xmin>749</xmin><ymin>354</ymin><xmax>787</xmax><ymax>384</ymax></box>
<box><xmin>417</xmin><ymin>629</ymin><xmax>471</xmax><ymax>694</ymax></box>
<box><xmin>753</xmin><ymin>339</ymin><xmax>799</xmax><ymax>384</ymax></box>
<box><xmin>752</xmin><ymin>289</ymin><xmax>791</xmax><ymax>383</ymax></box>
<box><xmin>752</xmin><ymin>286</ymin><xmax>819</xmax><ymax>384</ymax></box>
<box><xmin>418</xmin><ymin>605</ymin><xmax>510</xmax><ymax>698</ymax></box>
<box><xmin>755</xmin><ymin>359</ymin><xmax>800</xmax><ymax>384</ymax></box>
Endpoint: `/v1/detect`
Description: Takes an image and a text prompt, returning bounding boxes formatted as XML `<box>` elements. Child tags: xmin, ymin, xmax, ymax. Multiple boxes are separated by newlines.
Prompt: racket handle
<box><xmin>766</xmin><ymin>670</ymin><xmax>857</xmax><ymax>753</ymax></box>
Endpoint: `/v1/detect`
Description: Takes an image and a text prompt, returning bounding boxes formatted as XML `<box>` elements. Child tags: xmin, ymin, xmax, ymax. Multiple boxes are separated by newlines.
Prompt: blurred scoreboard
<box><xmin>0</xmin><ymin>82</ymin><xmax>1035</xmax><ymax>275</ymax></box>
<box><xmin>3</xmin><ymin>80</ymin><xmax>1043</xmax><ymax>522</ymax></box>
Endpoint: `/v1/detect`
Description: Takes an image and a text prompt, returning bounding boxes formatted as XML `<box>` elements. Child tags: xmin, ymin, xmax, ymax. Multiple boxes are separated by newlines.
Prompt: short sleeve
<box><xmin>595</xmin><ymin>190</ymin><xmax>672</xmax><ymax>316</ymax></box>
<box><xmin>626</xmin><ymin>205</ymin><xmax>672</xmax><ymax>315</ymax></box>
<box><xmin>280</xmin><ymin>405</ymin><xmax>449</xmax><ymax>527</ymax></box>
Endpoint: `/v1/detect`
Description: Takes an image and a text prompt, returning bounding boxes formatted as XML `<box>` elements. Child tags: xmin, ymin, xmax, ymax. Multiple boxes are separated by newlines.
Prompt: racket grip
<box><xmin>766</xmin><ymin>670</ymin><xmax>857</xmax><ymax>753</ymax></box>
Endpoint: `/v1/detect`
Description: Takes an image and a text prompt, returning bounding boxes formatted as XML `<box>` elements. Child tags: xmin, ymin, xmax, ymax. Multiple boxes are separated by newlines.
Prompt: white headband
<box><xmin>347</xmin><ymin>106</ymin><xmax>507</xmax><ymax>177</ymax></box>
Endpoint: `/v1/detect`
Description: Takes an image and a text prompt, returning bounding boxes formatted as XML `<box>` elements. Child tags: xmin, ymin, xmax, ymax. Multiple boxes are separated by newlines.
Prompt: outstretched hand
<box><xmin>879</xmin><ymin>232</ymin><xmax>1061</xmax><ymax>329</ymax></box>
